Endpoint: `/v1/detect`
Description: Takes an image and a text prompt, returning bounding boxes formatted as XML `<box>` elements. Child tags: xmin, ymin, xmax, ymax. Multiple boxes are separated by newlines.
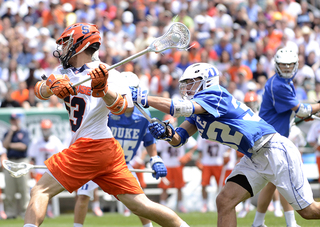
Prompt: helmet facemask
<box><xmin>275</xmin><ymin>62</ymin><xmax>298</xmax><ymax>79</ymax></box>
<box><xmin>274</xmin><ymin>48</ymin><xmax>299</xmax><ymax>79</ymax></box>
<box><xmin>179</xmin><ymin>77</ymin><xmax>204</xmax><ymax>100</ymax></box>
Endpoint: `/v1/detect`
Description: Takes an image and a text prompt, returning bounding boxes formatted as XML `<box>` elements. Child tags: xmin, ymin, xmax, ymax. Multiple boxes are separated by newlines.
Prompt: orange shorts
<box><xmin>45</xmin><ymin>137</ymin><xmax>144</xmax><ymax>196</ymax></box>
<box><xmin>35</xmin><ymin>173</ymin><xmax>43</xmax><ymax>182</ymax></box>
<box><xmin>223</xmin><ymin>169</ymin><xmax>232</xmax><ymax>185</ymax></box>
<box><xmin>158</xmin><ymin>166</ymin><xmax>184</xmax><ymax>189</ymax></box>
<box><xmin>201</xmin><ymin>165</ymin><xmax>223</xmax><ymax>186</ymax></box>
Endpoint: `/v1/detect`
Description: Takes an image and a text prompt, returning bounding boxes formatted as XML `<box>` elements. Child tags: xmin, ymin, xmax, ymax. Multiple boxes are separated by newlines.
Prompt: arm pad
<box><xmin>295</xmin><ymin>103</ymin><xmax>312</xmax><ymax>118</ymax></box>
<box><xmin>106</xmin><ymin>93</ymin><xmax>128</xmax><ymax>115</ymax></box>
<box><xmin>170</xmin><ymin>99</ymin><xmax>194</xmax><ymax>117</ymax></box>
<box><xmin>172</xmin><ymin>127</ymin><xmax>190</xmax><ymax>148</ymax></box>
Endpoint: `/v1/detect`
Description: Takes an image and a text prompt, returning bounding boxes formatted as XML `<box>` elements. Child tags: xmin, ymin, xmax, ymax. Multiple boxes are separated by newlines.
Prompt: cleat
<box><xmin>124</xmin><ymin>208</ymin><xmax>131</xmax><ymax>217</ymax></box>
<box><xmin>267</xmin><ymin>202</ymin><xmax>274</xmax><ymax>212</ymax></box>
<box><xmin>0</xmin><ymin>211</ymin><xmax>7</xmax><ymax>220</ymax></box>
<box><xmin>46</xmin><ymin>210</ymin><xmax>54</xmax><ymax>218</ymax></box>
<box><xmin>93</xmin><ymin>207</ymin><xmax>103</xmax><ymax>217</ymax></box>
<box><xmin>201</xmin><ymin>204</ymin><xmax>207</xmax><ymax>213</ymax></box>
<box><xmin>237</xmin><ymin>209</ymin><xmax>248</xmax><ymax>218</ymax></box>
<box><xmin>178</xmin><ymin>206</ymin><xmax>187</xmax><ymax>213</ymax></box>
<box><xmin>274</xmin><ymin>209</ymin><xmax>283</xmax><ymax>217</ymax></box>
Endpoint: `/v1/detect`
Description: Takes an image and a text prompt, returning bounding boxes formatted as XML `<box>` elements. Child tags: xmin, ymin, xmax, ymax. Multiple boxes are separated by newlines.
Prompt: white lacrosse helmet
<box><xmin>274</xmin><ymin>48</ymin><xmax>298</xmax><ymax>79</ymax></box>
<box><xmin>121</xmin><ymin>71</ymin><xmax>140</xmax><ymax>88</ymax></box>
<box><xmin>179</xmin><ymin>63</ymin><xmax>219</xmax><ymax>100</ymax></box>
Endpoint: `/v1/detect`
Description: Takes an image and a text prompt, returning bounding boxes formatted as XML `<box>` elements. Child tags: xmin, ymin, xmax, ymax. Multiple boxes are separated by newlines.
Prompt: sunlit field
<box><xmin>1</xmin><ymin>210</ymin><xmax>320</xmax><ymax>227</ymax></box>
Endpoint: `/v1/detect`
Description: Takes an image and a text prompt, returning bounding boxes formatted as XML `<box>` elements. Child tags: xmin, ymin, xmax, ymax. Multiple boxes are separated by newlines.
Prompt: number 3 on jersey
<box><xmin>65</xmin><ymin>96</ymin><xmax>86</xmax><ymax>132</ymax></box>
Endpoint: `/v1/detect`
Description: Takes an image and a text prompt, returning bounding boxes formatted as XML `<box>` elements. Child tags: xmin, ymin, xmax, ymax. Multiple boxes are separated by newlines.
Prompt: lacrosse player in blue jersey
<box><xmin>131</xmin><ymin>62</ymin><xmax>320</xmax><ymax>227</ymax></box>
<box><xmin>252</xmin><ymin>48</ymin><xmax>320</xmax><ymax>227</ymax></box>
<box><xmin>73</xmin><ymin>73</ymin><xmax>167</xmax><ymax>227</ymax></box>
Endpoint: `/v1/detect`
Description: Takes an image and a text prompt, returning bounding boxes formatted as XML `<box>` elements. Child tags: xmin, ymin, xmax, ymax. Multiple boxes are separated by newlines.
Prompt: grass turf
<box><xmin>1</xmin><ymin>210</ymin><xmax>320</xmax><ymax>227</ymax></box>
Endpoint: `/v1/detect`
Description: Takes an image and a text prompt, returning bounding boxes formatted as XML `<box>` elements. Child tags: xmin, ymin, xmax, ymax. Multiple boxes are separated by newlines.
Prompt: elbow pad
<box><xmin>295</xmin><ymin>103</ymin><xmax>312</xmax><ymax>118</ymax></box>
<box><xmin>106</xmin><ymin>93</ymin><xmax>128</xmax><ymax>115</ymax></box>
<box><xmin>172</xmin><ymin>127</ymin><xmax>190</xmax><ymax>148</ymax></box>
<box><xmin>170</xmin><ymin>99</ymin><xmax>195</xmax><ymax>118</ymax></box>
<box><xmin>34</xmin><ymin>81</ymin><xmax>52</xmax><ymax>100</ymax></box>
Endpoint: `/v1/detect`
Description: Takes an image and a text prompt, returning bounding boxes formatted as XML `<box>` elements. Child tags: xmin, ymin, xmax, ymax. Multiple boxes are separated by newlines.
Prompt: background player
<box><xmin>131</xmin><ymin>62</ymin><xmax>320</xmax><ymax>227</ymax></box>
<box><xmin>73</xmin><ymin>72</ymin><xmax>167</xmax><ymax>227</ymax></box>
<box><xmin>28</xmin><ymin>119</ymin><xmax>64</xmax><ymax>218</ymax></box>
<box><xmin>196</xmin><ymin>135</ymin><xmax>235</xmax><ymax>213</ymax></box>
<box><xmin>26</xmin><ymin>22</ymin><xmax>189</xmax><ymax>227</ymax></box>
<box><xmin>157</xmin><ymin>114</ymin><xmax>198</xmax><ymax>213</ymax></box>
<box><xmin>252</xmin><ymin>48</ymin><xmax>320</xmax><ymax>227</ymax></box>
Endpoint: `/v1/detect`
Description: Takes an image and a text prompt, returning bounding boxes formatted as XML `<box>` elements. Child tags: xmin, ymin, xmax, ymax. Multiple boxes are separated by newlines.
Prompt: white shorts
<box><xmin>227</xmin><ymin>133</ymin><xmax>314</xmax><ymax>210</ymax></box>
<box><xmin>77</xmin><ymin>163</ymin><xmax>139</xmax><ymax>200</ymax></box>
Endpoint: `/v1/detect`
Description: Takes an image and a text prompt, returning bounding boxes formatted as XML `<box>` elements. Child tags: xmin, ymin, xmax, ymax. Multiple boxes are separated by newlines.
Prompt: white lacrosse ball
<box><xmin>171</xmin><ymin>33</ymin><xmax>180</xmax><ymax>43</ymax></box>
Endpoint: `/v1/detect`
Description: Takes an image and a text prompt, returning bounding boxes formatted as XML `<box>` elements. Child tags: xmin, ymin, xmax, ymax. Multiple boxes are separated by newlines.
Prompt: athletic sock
<box><xmin>23</xmin><ymin>225</ymin><xmax>37</xmax><ymax>227</ymax></box>
<box><xmin>74</xmin><ymin>223</ymin><xmax>83</xmax><ymax>227</ymax></box>
<box><xmin>274</xmin><ymin>200</ymin><xmax>281</xmax><ymax>211</ymax></box>
<box><xmin>284</xmin><ymin>210</ymin><xmax>296</xmax><ymax>227</ymax></box>
<box><xmin>180</xmin><ymin>221</ymin><xmax>190</xmax><ymax>227</ymax></box>
<box><xmin>0</xmin><ymin>202</ymin><xmax>4</xmax><ymax>212</ymax></box>
<box><xmin>252</xmin><ymin>211</ymin><xmax>266</xmax><ymax>227</ymax></box>
<box><xmin>92</xmin><ymin>201</ymin><xmax>100</xmax><ymax>209</ymax></box>
<box><xmin>143</xmin><ymin>222</ymin><xmax>153</xmax><ymax>227</ymax></box>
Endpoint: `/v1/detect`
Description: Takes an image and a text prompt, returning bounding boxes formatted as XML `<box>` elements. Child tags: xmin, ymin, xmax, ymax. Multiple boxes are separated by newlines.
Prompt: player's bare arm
<box><xmin>168</xmin><ymin>121</ymin><xmax>198</xmax><ymax>147</ymax></box>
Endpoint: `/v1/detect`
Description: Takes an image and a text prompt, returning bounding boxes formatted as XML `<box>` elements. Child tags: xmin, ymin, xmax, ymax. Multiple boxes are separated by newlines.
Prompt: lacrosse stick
<box><xmin>72</xmin><ymin>22</ymin><xmax>190</xmax><ymax>88</ymax></box>
<box><xmin>134</xmin><ymin>103</ymin><xmax>167</xmax><ymax>128</ymax></box>
<box><xmin>2</xmin><ymin>160</ymin><xmax>155</xmax><ymax>178</ymax></box>
<box><xmin>294</xmin><ymin>114</ymin><xmax>320</xmax><ymax>126</ymax></box>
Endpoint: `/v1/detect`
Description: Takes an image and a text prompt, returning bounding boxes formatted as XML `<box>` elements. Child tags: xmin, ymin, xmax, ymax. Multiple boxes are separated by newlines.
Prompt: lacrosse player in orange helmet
<box><xmin>28</xmin><ymin>119</ymin><xmax>64</xmax><ymax>218</ymax></box>
<box><xmin>27</xmin><ymin>23</ymin><xmax>190</xmax><ymax>227</ymax></box>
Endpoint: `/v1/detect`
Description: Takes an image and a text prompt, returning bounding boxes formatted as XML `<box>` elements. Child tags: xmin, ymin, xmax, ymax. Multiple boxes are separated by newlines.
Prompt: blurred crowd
<box><xmin>0</xmin><ymin>0</ymin><xmax>320</xmax><ymax>109</ymax></box>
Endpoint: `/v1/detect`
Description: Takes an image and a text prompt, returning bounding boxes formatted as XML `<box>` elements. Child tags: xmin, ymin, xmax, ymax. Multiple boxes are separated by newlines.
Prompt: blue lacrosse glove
<box><xmin>129</xmin><ymin>86</ymin><xmax>149</xmax><ymax>108</ymax></box>
<box><xmin>150</xmin><ymin>155</ymin><xmax>167</xmax><ymax>179</ymax></box>
<box><xmin>148</xmin><ymin>120</ymin><xmax>175</xmax><ymax>142</ymax></box>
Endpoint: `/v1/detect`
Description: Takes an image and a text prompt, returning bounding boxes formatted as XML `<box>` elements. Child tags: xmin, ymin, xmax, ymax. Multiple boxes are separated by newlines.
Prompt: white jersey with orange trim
<box><xmin>53</xmin><ymin>61</ymin><xmax>134</xmax><ymax>146</ymax></box>
<box><xmin>197</xmin><ymin>135</ymin><xmax>229</xmax><ymax>166</ymax></box>
<box><xmin>28</xmin><ymin>135</ymin><xmax>65</xmax><ymax>174</ymax></box>
<box><xmin>157</xmin><ymin>136</ymin><xmax>197</xmax><ymax>168</ymax></box>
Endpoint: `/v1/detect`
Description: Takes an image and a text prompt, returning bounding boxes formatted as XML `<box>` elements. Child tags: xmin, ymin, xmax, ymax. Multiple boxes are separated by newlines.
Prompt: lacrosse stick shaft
<box><xmin>3</xmin><ymin>161</ymin><xmax>155</xmax><ymax>173</ymax></box>
<box><xmin>295</xmin><ymin>115</ymin><xmax>320</xmax><ymax>125</ymax></box>
<box><xmin>134</xmin><ymin>103</ymin><xmax>166</xmax><ymax>128</ymax></box>
<box><xmin>72</xmin><ymin>47</ymin><xmax>151</xmax><ymax>87</ymax></box>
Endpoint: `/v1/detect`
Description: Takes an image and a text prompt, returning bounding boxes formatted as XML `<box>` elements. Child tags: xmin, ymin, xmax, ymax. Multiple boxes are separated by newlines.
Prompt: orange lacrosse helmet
<box><xmin>244</xmin><ymin>91</ymin><xmax>259</xmax><ymax>113</ymax></box>
<box><xmin>54</xmin><ymin>23</ymin><xmax>101</xmax><ymax>69</ymax></box>
<box><xmin>41</xmin><ymin>119</ymin><xmax>52</xmax><ymax>129</ymax></box>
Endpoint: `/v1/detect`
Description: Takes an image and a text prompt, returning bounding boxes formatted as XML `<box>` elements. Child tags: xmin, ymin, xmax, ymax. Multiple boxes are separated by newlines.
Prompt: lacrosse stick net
<box><xmin>2</xmin><ymin>160</ymin><xmax>47</xmax><ymax>178</ymax></box>
<box><xmin>72</xmin><ymin>22</ymin><xmax>190</xmax><ymax>87</ymax></box>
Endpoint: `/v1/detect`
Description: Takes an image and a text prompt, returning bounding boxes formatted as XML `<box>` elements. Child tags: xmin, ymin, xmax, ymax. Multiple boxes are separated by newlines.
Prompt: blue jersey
<box><xmin>108</xmin><ymin>106</ymin><xmax>156</xmax><ymax>163</ymax></box>
<box><xmin>185</xmin><ymin>85</ymin><xmax>276</xmax><ymax>157</ymax></box>
<box><xmin>259</xmin><ymin>74</ymin><xmax>299</xmax><ymax>137</ymax></box>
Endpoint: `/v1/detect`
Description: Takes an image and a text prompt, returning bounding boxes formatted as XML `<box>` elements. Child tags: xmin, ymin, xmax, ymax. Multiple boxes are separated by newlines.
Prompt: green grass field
<box><xmin>1</xmin><ymin>210</ymin><xmax>320</xmax><ymax>227</ymax></box>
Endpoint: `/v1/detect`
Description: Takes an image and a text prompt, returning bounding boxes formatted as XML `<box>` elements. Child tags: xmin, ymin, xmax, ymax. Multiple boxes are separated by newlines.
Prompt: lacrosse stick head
<box><xmin>2</xmin><ymin>160</ymin><xmax>32</xmax><ymax>178</ymax></box>
<box><xmin>149</xmin><ymin>22</ymin><xmax>190</xmax><ymax>53</ymax></box>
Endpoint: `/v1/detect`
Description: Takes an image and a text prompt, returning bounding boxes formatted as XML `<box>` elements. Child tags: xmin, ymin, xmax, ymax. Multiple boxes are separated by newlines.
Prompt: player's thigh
<box><xmin>201</xmin><ymin>166</ymin><xmax>212</xmax><ymax>186</ymax></box>
<box><xmin>217</xmin><ymin>181</ymin><xmax>251</xmax><ymax>208</ymax></box>
<box><xmin>32</xmin><ymin>172</ymin><xmax>65</xmax><ymax>198</ymax></box>
<box><xmin>118</xmin><ymin>193</ymin><xmax>150</xmax><ymax>212</ymax></box>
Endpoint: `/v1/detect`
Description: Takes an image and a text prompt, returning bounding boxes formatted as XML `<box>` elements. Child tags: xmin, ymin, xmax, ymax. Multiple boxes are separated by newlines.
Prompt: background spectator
<box><xmin>1</xmin><ymin>113</ymin><xmax>30</xmax><ymax>219</ymax></box>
